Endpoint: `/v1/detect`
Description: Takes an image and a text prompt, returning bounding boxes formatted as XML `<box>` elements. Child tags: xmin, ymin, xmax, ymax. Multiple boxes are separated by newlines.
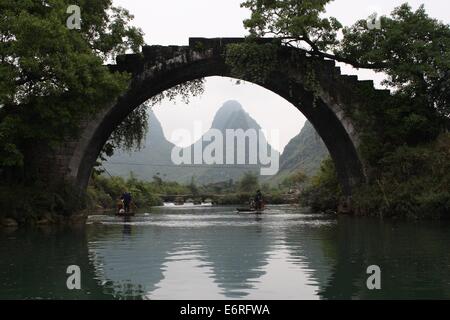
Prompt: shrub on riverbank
<box><xmin>214</xmin><ymin>193</ymin><xmax>254</xmax><ymax>206</ymax></box>
<box><xmin>302</xmin><ymin>134</ymin><xmax>450</xmax><ymax>219</ymax></box>
<box><xmin>0</xmin><ymin>181</ymin><xmax>83</xmax><ymax>225</ymax></box>
<box><xmin>300</xmin><ymin>158</ymin><xmax>341</xmax><ymax>212</ymax></box>
<box><xmin>265</xmin><ymin>191</ymin><xmax>290</xmax><ymax>205</ymax></box>
<box><xmin>86</xmin><ymin>174</ymin><xmax>185</xmax><ymax>210</ymax></box>
<box><xmin>87</xmin><ymin>171</ymin><xmax>293</xmax><ymax>210</ymax></box>
<box><xmin>354</xmin><ymin>134</ymin><xmax>450</xmax><ymax>219</ymax></box>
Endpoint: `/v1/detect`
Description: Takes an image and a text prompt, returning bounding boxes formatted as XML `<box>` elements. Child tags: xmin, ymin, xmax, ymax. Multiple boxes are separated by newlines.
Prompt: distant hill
<box><xmin>103</xmin><ymin>110</ymin><xmax>184</xmax><ymax>182</ymax></box>
<box><xmin>103</xmin><ymin>100</ymin><xmax>280</xmax><ymax>185</ymax></box>
<box><xmin>269</xmin><ymin>121</ymin><xmax>329</xmax><ymax>185</ymax></box>
<box><xmin>104</xmin><ymin>101</ymin><xmax>328</xmax><ymax>186</ymax></box>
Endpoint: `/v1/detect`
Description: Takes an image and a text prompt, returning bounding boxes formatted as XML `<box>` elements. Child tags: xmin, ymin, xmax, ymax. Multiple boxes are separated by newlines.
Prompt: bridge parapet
<box><xmin>109</xmin><ymin>38</ymin><xmax>393</xmax><ymax>111</ymax></box>
<box><xmin>111</xmin><ymin>38</ymin><xmax>282</xmax><ymax>74</ymax></box>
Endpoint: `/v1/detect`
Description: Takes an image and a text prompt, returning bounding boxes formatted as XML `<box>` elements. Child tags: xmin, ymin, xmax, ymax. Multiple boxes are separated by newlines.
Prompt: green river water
<box><xmin>1</xmin><ymin>205</ymin><xmax>449</xmax><ymax>300</ymax></box>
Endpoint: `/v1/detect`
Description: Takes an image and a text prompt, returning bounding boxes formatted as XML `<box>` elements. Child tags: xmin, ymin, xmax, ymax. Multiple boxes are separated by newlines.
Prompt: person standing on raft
<box><xmin>254</xmin><ymin>190</ymin><xmax>264</xmax><ymax>210</ymax></box>
<box><xmin>120</xmin><ymin>191</ymin><xmax>132</xmax><ymax>213</ymax></box>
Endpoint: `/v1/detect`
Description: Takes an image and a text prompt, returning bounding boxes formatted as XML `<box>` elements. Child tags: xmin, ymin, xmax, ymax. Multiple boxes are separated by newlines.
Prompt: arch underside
<box><xmin>73</xmin><ymin>55</ymin><xmax>365</xmax><ymax>197</ymax></box>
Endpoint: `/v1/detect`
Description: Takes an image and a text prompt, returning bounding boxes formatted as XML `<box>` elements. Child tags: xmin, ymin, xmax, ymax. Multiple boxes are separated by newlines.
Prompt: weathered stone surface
<box><xmin>33</xmin><ymin>38</ymin><xmax>391</xmax><ymax>205</ymax></box>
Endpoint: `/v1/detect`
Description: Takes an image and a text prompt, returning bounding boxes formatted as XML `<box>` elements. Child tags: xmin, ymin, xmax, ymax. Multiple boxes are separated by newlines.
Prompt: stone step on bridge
<box><xmin>38</xmin><ymin>37</ymin><xmax>392</xmax><ymax>210</ymax></box>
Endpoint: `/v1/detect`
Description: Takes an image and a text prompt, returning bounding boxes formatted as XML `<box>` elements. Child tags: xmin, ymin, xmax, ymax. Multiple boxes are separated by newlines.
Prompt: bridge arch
<box><xmin>60</xmin><ymin>38</ymin><xmax>388</xmax><ymax>198</ymax></box>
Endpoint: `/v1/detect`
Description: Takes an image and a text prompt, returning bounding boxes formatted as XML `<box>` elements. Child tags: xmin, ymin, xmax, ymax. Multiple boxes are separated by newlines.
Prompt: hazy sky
<box><xmin>113</xmin><ymin>0</ymin><xmax>449</xmax><ymax>152</ymax></box>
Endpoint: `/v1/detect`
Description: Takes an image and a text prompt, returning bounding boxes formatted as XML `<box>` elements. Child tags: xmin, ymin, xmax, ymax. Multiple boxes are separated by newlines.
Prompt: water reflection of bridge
<box><xmin>84</xmin><ymin>208</ymin><xmax>346</xmax><ymax>299</ymax></box>
<box><xmin>86</xmin><ymin>213</ymin><xmax>273</xmax><ymax>299</ymax></box>
<box><xmin>85</xmin><ymin>213</ymin><xmax>450</xmax><ymax>300</ymax></box>
<box><xmin>7</xmin><ymin>210</ymin><xmax>449</xmax><ymax>299</ymax></box>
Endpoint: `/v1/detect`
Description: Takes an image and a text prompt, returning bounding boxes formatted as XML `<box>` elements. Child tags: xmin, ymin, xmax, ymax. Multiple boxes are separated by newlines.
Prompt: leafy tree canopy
<box><xmin>282</xmin><ymin>169</ymin><xmax>308</xmax><ymax>189</ymax></box>
<box><xmin>0</xmin><ymin>0</ymin><xmax>144</xmax><ymax>168</ymax></box>
<box><xmin>237</xmin><ymin>1</ymin><xmax>450</xmax><ymax>119</ymax></box>
<box><xmin>337</xmin><ymin>4</ymin><xmax>450</xmax><ymax>118</ymax></box>
<box><xmin>239</xmin><ymin>171</ymin><xmax>260</xmax><ymax>192</ymax></box>
<box><xmin>242</xmin><ymin>0</ymin><xmax>342</xmax><ymax>52</ymax></box>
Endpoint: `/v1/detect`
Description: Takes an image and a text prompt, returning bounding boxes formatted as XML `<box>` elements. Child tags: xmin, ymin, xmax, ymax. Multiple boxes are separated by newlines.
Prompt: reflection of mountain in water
<box><xmin>84</xmin><ymin>209</ymin><xmax>450</xmax><ymax>300</ymax></box>
<box><xmin>86</xmin><ymin>209</ymin><xmax>275</xmax><ymax>299</ymax></box>
<box><xmin>87</xmin><ymin>222</ymin><xmax>177</xmax><ymax>299</ymax></box>
<box><xmin>198</xmin><ymin>223</ymin><xmax>274</xmax><ymax>298</ymax></box>
<box><xmin>3</xmin><ymin>209</ymin><xmax>450</xmax><ymax>300</ymax></box>
<box><xmin>283</xmin><ymin>219</ymin><xmax>336</xmax><ymax>295</ymax></box>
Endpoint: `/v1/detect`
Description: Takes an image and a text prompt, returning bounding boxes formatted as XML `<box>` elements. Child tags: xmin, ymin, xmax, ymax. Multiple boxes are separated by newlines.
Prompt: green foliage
<box><xmin>104</xmin><ymin>103</ymin><xmax>149</xmax><ymax>155</ymax></box>
<box><xmin>0</xmin><ymin>0</ymin><xmax>144</xmax><ymax>168</ymax></box>
<box><xmin>354</xmin><ymin>134</ymin><xmax>450</xmax><ymax>219</ymax></box>
<box><xmin>236</xmin><ymin>1</ymin><xmax>450</xmax><ymax>128</ymax></box>
<box><xmin>338</xmin><ymin>4</ymin><xmax>450</xmax><ymax>118</ymax></box>
<box><xmin>350</xmin><ymin>89</ymin><xmax>442</xmax><ymax>168</ymax></box>
<box><xmin>301</xmin><ymin>134</ymin><xmax>450</xmax><ymax>219</ymax></box>
<box><xmin>149</xmin><ymin>79</ymin><xmax>205</xmax><ymax>105</ymax></box>
<box><xmin>237</xmin><ymin>1</ymin><xmax>450</xmax><ymax>218</ymax></box>
<box><xmin>188</xmin><ymin>177</ymin><xmax>200</xmax><ymax>196</ymax></box>
<box><xmin>206</xmin><ymin>179</ymin><xmax>236</xmax><ymax>194</ymax></box>
<box><xmin>226</xmin><ymin>42</ymin><xmax>279</xmax><ymax>84</ymax></box>
<box><xmin>101</xmin><ymin>79</ymin><xmax>205</xmax><ymax>157</ymax></box>
<box><xmin>87</xmin><ymin>172</ymin><xmax>294</xmax><ymax>208</ymax></box>
<box><xmin>215</xmin><ymin>192</ymin><xmax>254</xmax><ymax>206</ymax></box>
<box><xmin>241</xmin><ymin>0</ymin><xmax>341</xmax><ymax>51</ymax></box>
<box><xmin>300</xmin><ymin>158</ymin><xmax>341</xmax><ymax>212</ymax></box>
<box><xmin>0</xmin><ymin>180</ymin><xmax>80</xmax><ymax>221</ymax></box>
<box><xmin>282</xmin><ymin>169</ymin><xmax>308</xmax><ymax>189</ymax></box>
<box><xmin>87</xmin><ymin>173</ymin><xmax>197</xmax><ymax>210</ymax></box>
<box><xmin>213</xmin><ymin>190</ymin><xmax>286</xmax><ymax>206</ymax></box>
<box><xmin>238</xmin><ymin>171</ymin><xmax>260</xmax><ymax>193</ymax></box>
<box><xmin>264</xmin><ymin>190</ymin><xmax>286</xmax><ymax>205</ymax></box>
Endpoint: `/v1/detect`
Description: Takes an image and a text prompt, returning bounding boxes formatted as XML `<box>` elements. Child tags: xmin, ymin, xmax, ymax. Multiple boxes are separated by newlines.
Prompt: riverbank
<box><xmin>86</xmin><ymin>173</ymin><xmax>297</xmax><ymax>212</ymax></box>
<box><xmin>3</xmin><ymin>131</ymin><xmax>449</xmax><ymax>227</ymax></box>
<box><xmin>301</xmin><ymin>133</ymin><xmax>450</xmax><ymax>220</ymax></box>
<box><xmin>0</xmin><ymin>212</ymin><xmax>88</xmax><ymax>230</ymax></box>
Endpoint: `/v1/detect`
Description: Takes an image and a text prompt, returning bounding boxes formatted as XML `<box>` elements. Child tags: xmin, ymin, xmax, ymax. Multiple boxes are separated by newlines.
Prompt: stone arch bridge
<box><xmin>40</xmin><ymin>38</ymin><xmax>391</xmax><ymax>202</ymax></box>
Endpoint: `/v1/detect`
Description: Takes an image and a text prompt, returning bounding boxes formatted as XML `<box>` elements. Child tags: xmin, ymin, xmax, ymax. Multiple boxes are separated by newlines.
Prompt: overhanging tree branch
<box><xmin>299</xmin><ymin>34</ymin><xmax>388</xmax><ymax>70</ymax></box>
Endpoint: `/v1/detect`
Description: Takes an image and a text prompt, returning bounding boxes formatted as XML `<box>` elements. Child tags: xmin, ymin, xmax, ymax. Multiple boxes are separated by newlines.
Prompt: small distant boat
<box><xmin>116</xmin><ymin>199</ymin><xmax>136</xmax><ymax>217</ymax></box>
<box><xmin>236</xmin><ymin>208</ymin><xmax>265</xmax><ymax>214</ymax></box>
<box><xmin>237</xmin><ymin>200</ymin><xmax>266</xmax><ymax>214</ymax></box>
<box><xmin>116</xmin><ymin>211</ymin><xmax>135</xmax><ymax>217</ymax></box>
